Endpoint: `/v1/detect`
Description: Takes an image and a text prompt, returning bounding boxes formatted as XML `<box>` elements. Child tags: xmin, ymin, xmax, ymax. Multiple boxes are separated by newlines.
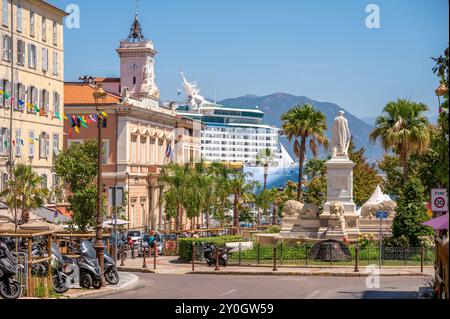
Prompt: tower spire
<box><xmin>127</xmin><ymin>0</ymin><xmax>145</xmax><ymax>42</ymax></box>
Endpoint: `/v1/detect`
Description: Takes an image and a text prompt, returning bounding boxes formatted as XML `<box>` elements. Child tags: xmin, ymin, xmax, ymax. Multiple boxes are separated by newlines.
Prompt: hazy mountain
<box><xmin>361</xmin><ymin>117</ymin><xmax>377</xmax><ymax>127</ymax></box>
<box><xmin>219</xmin><ymin>93</ymin><xmax>383</xmax><ymax>162</ymax></box>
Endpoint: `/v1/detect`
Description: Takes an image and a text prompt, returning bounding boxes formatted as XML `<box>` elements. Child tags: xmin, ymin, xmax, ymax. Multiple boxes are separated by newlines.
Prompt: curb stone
<box><xmin>117</xmin><ymin>267</ymin><xmax>156</xmax><ymax>274</ymax></box>
<box><xmin>187</xmin><ymin>271</ymin><xmax>433</xmax><ymax>277</ymax></box>
<box><xmin>65</xmin><ymin>272</ymin><xmax>140</xmax><ymax>299</ymax></box>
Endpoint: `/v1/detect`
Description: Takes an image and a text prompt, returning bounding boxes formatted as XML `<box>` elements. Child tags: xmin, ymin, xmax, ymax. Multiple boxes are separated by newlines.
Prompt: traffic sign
<box><xmin>376</xmin><ymin>211</ymin><xmax>388</xmax><ymax>219</ymax></box>
<box><xmin>431</xmin><ymin>189</ymin><xmax>448</xmax><ymax>212</ymax></box>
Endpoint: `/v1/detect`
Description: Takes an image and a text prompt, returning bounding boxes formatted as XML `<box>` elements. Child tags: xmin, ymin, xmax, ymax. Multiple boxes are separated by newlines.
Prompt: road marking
<box><xmin>219</xmin><ymin>289</ymin><xmax>237</xmax><ymax>297</ymax></box>
<box><xmin>306</xmin><ymin>290</ymin><xmax>320</xmax><ymax>299</ymax></box>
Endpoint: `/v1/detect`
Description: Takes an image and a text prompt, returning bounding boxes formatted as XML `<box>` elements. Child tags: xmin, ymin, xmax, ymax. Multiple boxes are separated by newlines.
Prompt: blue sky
<box><xmin>52</xmin><ymin>0</ymin><xmax>449</xmax><ymax>118</ymax></box>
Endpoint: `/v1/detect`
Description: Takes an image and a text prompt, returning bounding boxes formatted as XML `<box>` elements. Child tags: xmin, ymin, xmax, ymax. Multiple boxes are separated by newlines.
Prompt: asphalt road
<box><xmin>94</xmin><ymin>273</ymin><xmax>429</xmax><ymax>299</ymax></box>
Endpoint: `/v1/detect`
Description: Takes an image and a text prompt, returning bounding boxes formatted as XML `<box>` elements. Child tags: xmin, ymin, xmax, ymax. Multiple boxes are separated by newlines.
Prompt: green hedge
<box><xmin>178</xmin><ymin>236</ymin><xmax>243</xmax><ymax>261</ymax></box>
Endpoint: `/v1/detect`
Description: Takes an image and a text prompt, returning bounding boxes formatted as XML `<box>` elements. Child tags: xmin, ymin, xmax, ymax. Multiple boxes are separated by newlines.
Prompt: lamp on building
<box><xmin>93</xmin><ymin>84</ymin><xmax>108</xmax><ymax>287</ymax></box>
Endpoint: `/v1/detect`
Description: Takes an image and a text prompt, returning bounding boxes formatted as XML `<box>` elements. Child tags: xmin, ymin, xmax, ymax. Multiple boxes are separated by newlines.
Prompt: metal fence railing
<box><xmin>192</xmin><ymin>242</ymin><xmax>435</xmax><ymax>268</ymax></box>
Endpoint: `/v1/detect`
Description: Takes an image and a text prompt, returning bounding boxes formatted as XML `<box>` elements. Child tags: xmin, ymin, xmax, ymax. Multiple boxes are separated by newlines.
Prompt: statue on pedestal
<box><xmin>331</xmin><ymin>111</ymin><xmax>351</xmax><ymax>158</ymax></box>
<box><xmin>180</xmin><ymin>72</ymin><xmax>207</xmax><ymax>111</ymax></box>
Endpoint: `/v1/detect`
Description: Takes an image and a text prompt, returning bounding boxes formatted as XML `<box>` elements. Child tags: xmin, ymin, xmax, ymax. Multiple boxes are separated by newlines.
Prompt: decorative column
<box><xmin>158</xmin><ymin>184</ymin><xmax>164</xmax><ymax>230</ymax></box>
<box><xmin>147</xmin><ymin>181</ymin><xmax>153</xmax><ymax>231</ymax></box>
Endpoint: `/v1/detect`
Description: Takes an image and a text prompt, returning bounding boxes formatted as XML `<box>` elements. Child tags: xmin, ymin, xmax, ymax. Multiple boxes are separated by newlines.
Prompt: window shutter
<box><xmin>53</xmin><ymin>92</ymin><xmax>60</xmax><ymax>113</ymax></box>
<box><xmin>45</xmin><ymin>91</ymin><xmax>49</xmax><ymax>114</ymax></box>
<box><xmin>0</xmin><ymin>80</ymin><xmax>4</xmax><ymax>107</ymax></box>
<box><xmin>28</xmin><ymin>43</ymin><xmax>31</xmax><ymax>67</ymax></box>
<box><xmin>13</xmin><ymin>83</ymin><xmax>18</xmax><ymax>109</ymax></box>
<box><xmin>46</xmin><ymin>133</ymin><xmax>50</xmax><ymax>158</ymax></box>
<box><xmin>4</xmin><ymin>80</ymin><xmax>10</xmax><ymax>107</ymax></box>
<box><xmin>29</xmin><ymin>131</ymin><xmax>34</xmax><ymax>157</ymax></box>
<box><xmin>0</xmin><ymin>128</ymin><xmax>4</xmax><ymax>155</ymax></box>
<box><xmin>39</xmin><ymin>133</ymin><xmax>44</xmax><ymax>158</ymax></box>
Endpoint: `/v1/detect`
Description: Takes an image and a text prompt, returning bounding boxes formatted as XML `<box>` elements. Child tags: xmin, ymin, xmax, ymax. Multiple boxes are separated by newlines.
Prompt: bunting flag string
<box><xmin>1</xmin><ymin>89</ymin><xmax>108</xmax><ymax>137</ymax></box>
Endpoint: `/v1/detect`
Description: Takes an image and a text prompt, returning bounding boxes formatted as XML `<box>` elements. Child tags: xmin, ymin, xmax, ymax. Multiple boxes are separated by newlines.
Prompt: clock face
<box><xmin>131</xmin><ymin>63</ymin><xmax>138</xmax><ymax>70</ymax></box>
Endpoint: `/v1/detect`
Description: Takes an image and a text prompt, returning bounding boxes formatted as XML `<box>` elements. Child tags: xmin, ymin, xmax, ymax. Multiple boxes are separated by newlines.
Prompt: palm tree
<box><xmin>369</xmin><ymin>99</ymin><xmax>430</xmax><ymax>181</ymax></box>
<box><xmin>281</xmin><ymin>104</ymin><xmax>329</xmax><ymax>201</ymax></box>
<box><xmin>0</xmin><ymin>164</ymin><xmax>48</xmax><ymax>232</ymax></box>
<box><xmin>228</xmin><ymin>172</ymin><xmax>259</xmax><ymax>232</ymax></box>
<box><xmin>207</xmin><ymin>162</ymin><xmax>233</xmax><ymax>227</ymax></box>
<box><xmin>255</xmin><ymin>148</ymin><xmax>276</xmax><ymax>191</ymax></box>
<box><xmin>159</xmin><ymin>163</ymin><xmax>190</xmax><ymax>231</ymax></box>
<box><xmin>254</xmin><ymin>188</ymin><xmax>274</xmax><ymax>225</ymax></box>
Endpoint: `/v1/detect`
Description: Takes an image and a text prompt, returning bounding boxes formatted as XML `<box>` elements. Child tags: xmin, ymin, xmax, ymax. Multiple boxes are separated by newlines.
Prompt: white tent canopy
<box><xmin>365</xmin><ymin>185</ymin><xmax>392</xmax><ymax>204</ymax></box>
<box><xmin>102</xmin><ymin>217</ymin><xmax>130</xmax><ymax>227</ymax></box>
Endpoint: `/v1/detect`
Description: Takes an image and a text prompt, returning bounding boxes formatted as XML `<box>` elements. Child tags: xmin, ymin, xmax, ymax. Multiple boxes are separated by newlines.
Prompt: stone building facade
<box><xmin>0</xmin><ymin>0</ymin><xmax>66</xmax><ymax>202</ymax></box>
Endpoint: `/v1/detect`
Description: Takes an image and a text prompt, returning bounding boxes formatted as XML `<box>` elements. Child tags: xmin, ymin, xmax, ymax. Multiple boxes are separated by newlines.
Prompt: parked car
<box><xmin>127</xmin><ymin>230</ymin><xmax>144</xmax><ymax>246</ymax></box>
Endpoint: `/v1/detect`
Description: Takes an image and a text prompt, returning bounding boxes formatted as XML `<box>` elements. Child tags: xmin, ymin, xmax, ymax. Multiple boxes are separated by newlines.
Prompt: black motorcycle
<box><xmin>0</xmin><ymin>241</ymin><xmax>22</xmax><ymax>300</ymax></box>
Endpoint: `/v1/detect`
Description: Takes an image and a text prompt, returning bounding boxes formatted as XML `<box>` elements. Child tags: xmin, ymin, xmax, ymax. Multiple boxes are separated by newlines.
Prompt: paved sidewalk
<box><xmin>62</xmin><ymin>272</ymin><xmax>140</xmax><ymax>299</ymax></box>
<box><xmin>117</xmin><ymin>256</ymin><xmax>434</xmax><ymax>277</ymax></box>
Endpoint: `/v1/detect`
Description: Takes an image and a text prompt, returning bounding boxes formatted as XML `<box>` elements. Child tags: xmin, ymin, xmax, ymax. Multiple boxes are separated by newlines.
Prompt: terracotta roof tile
<box><xmin>95</xmin><ymin>77</ymin><xmax>120</xmax><ymax>83</ymax></box>
<box><xmin>64</xmin><ymin>82</ymin><xmax>121</xmax><ymax>105</ymax></box>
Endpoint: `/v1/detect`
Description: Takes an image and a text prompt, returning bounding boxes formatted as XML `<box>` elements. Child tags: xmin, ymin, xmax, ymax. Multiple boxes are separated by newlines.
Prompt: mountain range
<box><xmin>218</xmin><ymin>93</ymin><xmax>383</xmax><ymax>162</ymax></box>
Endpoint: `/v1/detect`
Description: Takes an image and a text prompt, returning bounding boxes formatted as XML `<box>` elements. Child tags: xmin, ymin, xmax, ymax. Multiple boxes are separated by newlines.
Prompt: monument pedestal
<box><xmin>318</xmin><ymin>156</ymin><xmax>360</xmax><ymax>240</ymax></box>
<box><xmin>359</xmin><ymin>218</ymin><xmax>393</xmax><ymax>239</ymax></box>
<box><xmin>318</xmin><ymin>215</ymin><xmax>348</xmax><ymax>240</ymax></box>
<box><xmin>280</xmin><ymin>215</ymin><xmax>320</xmax><ymax>239</ymax></box>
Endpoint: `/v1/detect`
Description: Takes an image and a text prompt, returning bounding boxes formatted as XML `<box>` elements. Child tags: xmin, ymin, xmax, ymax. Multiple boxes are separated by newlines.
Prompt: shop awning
<box><xmin>422</xmin><ymin>213</ymin><xmax>449</xmax><ymax>230</ymax></box>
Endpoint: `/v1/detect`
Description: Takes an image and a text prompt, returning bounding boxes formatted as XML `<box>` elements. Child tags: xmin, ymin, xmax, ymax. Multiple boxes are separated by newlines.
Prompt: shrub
<box><xmin>264</xmin><ymin>225</ymin><xmax>281</xmax><ymax>233</ymax></box>
<box><xmin>178</xmin><ymin>236</ymin><xmax>243</xmax><ymax>261</ymax></box>
<box><xmin>382</xmin><ymin>235</ymin><xmax>410</xmax><ymax>247</ymax></box>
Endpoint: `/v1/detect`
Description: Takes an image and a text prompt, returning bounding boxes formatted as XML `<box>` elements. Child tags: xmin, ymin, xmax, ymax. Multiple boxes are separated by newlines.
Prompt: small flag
<box><xmin>101</xmin><ymin>111</ymin><xmax>108</xmax><ymax>118</ymax></box>
<box><xmin>63</xmin><ymin>113</ymin><xmax>68</xmax><ymax>120</ymax></box>
<box><xmin>165</xmin><ymin>143</ymin><xmax>174</xmax><ymax>161</ymax></box>
<box><xmin>74</xmin><ymin>126</ymin><xmax>80</xmax><ymax>134</ymax></box>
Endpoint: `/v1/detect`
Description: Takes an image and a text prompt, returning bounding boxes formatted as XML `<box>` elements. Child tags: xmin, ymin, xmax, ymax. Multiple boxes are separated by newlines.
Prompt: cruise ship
<box><xmin>173</xmin><ymin>73</ymin><xmax>298</xmax><ymax>189</ymax></box>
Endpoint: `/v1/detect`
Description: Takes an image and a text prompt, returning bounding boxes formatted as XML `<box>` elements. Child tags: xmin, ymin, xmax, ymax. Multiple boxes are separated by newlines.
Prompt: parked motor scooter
<box><xmin>202</xmin><ymin>243</ymin><xmax>231</xmax><ymax>267</ymax></box>
<box><xmin>66</xmin><ymin>240</ymin><xmax>102</xmax><ymax>290</ymax></box>
<box><xmin>103</xmin><ymin>251</ymin><xmax>119</xmax><ymax>285</ymax></box>
<box><xmin>89</xmin><ymin>238</ymin><xmax>120</xmax><ymax>285</ymax></box>
<box><xmin>0</xmin><ymin>240</ymin><xmax>22</xmax><ymax>299</ymax></box>
<box><xmin>50</xmin><ymin>242</ymin><xmax>70</xmax><ymax>293</ymax></box>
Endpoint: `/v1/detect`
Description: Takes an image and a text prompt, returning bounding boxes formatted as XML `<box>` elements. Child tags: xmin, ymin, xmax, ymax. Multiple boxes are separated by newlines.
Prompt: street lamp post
<box><xmin>93</xmin><ymin>84</ymin><xmax>107</xmax><ymax>286</ymax></box>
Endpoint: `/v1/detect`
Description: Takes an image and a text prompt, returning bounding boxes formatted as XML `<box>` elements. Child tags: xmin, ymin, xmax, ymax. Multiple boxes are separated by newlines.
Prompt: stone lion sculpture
<box><xmin>300</xmin><ymin>204</ymin><xmax>319</xmax><ymax>219</ymax></box>
<box><xmin>361</xmin><ymin>200</ymin><xmax>397</xmax><ymax>219</ymax></box>
<box><xmin>329</xmin><ymin>201</ymin><xmax>345</xmax><ymax>216</ymax></box>
<box><xmin>283</xmin><ymin>200</ymin><xmax>304</xmax><ymax>217</ymax></box>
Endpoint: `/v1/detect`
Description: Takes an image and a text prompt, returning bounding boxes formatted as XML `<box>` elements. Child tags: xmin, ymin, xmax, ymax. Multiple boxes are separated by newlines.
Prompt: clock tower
<box><xmin>116</xmin><ymin>11</ymin><xmax>160</xmax><ymax>103</ymax></box>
